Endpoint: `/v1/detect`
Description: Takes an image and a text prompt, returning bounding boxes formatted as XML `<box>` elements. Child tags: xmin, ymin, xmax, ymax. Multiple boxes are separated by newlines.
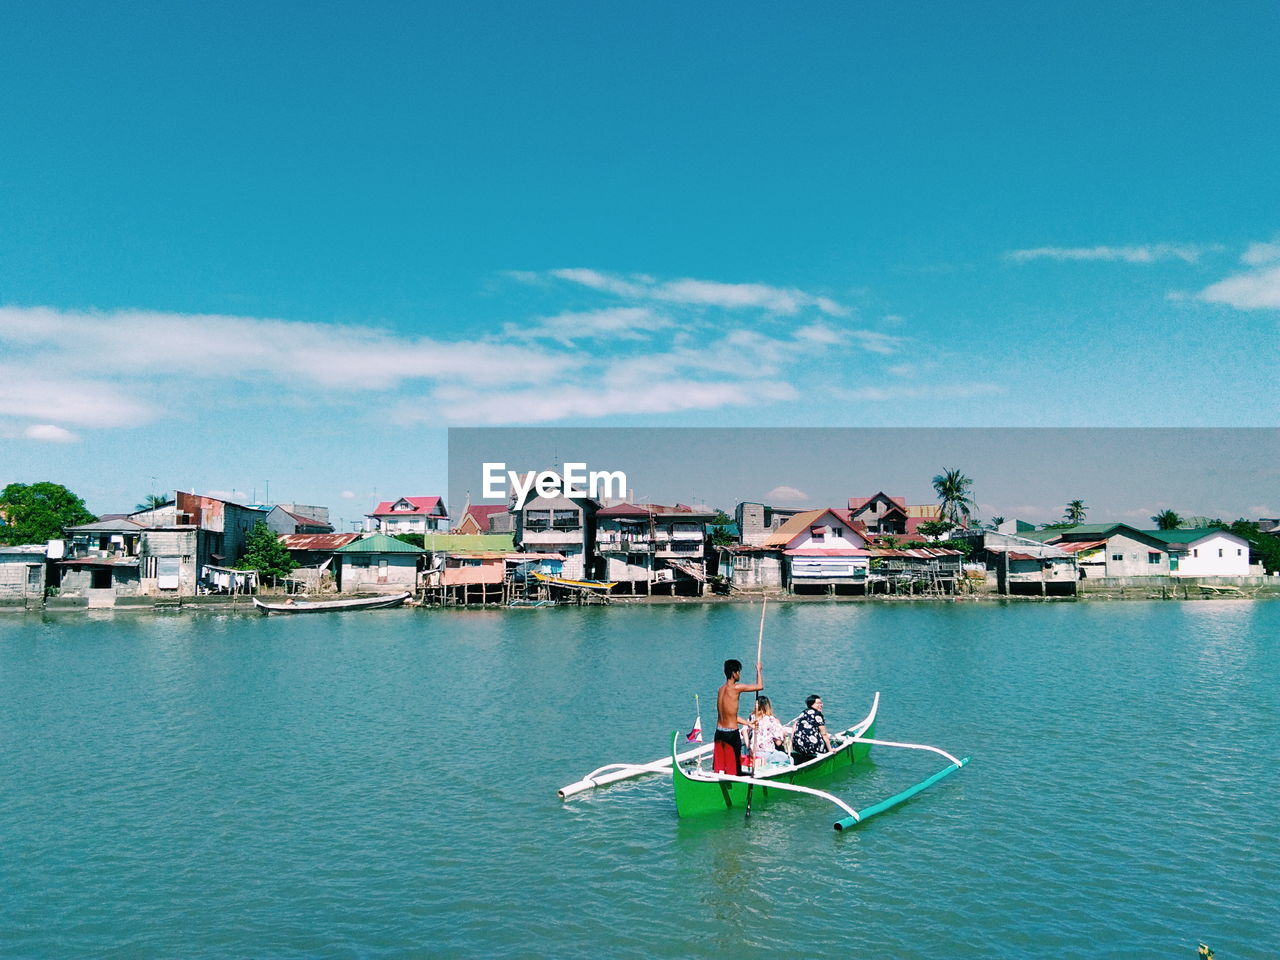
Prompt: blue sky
<box><xmin>1</xmin><ymin>2</ymin><xmax>1277</xmax><ymax>521</ymax></box>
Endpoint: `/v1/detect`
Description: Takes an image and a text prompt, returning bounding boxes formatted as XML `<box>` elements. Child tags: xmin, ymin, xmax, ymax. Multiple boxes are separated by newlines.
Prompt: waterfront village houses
<box><xmin>0</xmin><ymin>544</ymin><xmax>47</xmax><ymax>605</ymax></box>
<box><xmin>455</xmin><ymin>504</ymin><xmax>511</xmax><ymax>536</ymax></box>
<box><xmin>366</xmin><ymin>497</ymin><xmax>449</xmax><ymax>535</ymax></box>
<box><xmin>847</xmin><ymin>493</ymin><xmax>941</xmax><ymax>535</ymax></box>
<box><xmin>1014</xmin><ymin>524</ymin><xmax>1251</xmax><ymax>578</ymax></box>
<box><xmin>330</xmin><ymin>533</ymin><xmax>425</xmax><ymax>593</ymax></box>
<box><xmin>769</xmin><ymin>508</ymin><xmax>871</xmax><ymax>592</ymax></box>
<box><xmin>593</xmin><ymin>502</ymin><xmax>716</xmax><ymax>595</ymax></box>
<box><xmin>512</xmin><ymin>492</ymin><xmax>596</xmax><ymax>581</ymax></box>
<box><xmin>51</xmin><ymin>491</ymin><xmax>262</xmax><ymax>604</ymax></box>
<box><xmin>722</xmin><ymin>508</ymin><xmax>869</xmax><ymax>593</ymax></box>
<box><xmin>249</xmin><ymin>504</ymin><xmax>334</xmax><ymax>536</ymax></box>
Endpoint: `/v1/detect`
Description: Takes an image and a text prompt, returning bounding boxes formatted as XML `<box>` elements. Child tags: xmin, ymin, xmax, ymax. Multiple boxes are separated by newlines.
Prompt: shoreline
<box><xmin>6</xmin><ymin>583</ymin><xmax>1278</xmax><ymax>614</ymax></box>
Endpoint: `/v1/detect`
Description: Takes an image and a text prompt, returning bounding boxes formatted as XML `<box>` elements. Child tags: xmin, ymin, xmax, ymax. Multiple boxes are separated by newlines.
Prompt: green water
<box><xmin>1</xmin><ymin>601</ymin><xmax>1277</xmax><ymax>958</ymax></box>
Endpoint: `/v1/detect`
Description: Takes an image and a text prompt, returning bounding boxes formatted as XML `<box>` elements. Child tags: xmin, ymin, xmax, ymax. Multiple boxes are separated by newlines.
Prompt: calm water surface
<box><xmin>2</xmin><ymin>601</ymin><xmax>1277</xmax><ymax>958</ymax></box>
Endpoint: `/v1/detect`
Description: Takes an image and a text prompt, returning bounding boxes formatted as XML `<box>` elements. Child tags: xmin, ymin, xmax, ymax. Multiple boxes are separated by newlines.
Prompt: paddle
<box><xmin>745</xmin><ymin>597</ymin><xmax>767</xmax><ymax>820</ymax></box>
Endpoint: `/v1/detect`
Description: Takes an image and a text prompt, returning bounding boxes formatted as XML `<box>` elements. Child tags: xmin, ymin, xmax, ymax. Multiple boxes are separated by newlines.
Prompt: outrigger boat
<box><xmin>531</xmin><ymin>571</ymin><xmax>617</xmax><ymax>592</ymax></box>
<box><xmin>559</xmin><ymin>692</ymin><xmax>969</xmax><ymax>831</ymax></box>
<box><xmin>252</xmin><ymin>591</ymin><xmax>411</xmax><ymax>614</ymax></box>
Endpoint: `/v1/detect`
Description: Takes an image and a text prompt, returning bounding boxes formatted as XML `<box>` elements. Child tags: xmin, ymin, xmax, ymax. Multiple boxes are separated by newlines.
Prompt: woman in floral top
<box><xmin>789</xmin><ymin>694</ymin><xmax>832</xmax><ymax>765</ymax></box>
<box><xmin>749</xmin><ymin>696</ymin><xmax>791</xmax><ymax>765</ymax></box>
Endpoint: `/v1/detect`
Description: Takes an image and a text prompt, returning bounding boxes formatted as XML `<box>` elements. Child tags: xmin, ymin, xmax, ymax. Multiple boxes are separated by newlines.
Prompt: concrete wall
<box><xmin>1097</xmin><ymin>532</ymin><xmax>1170</xmax><ymax>577</ymax></box>
<box><xmin>1172</xmin><ymin>533</ymin><xmax>1251</xmax><ymax>577</ymax></box>
<box><xmin>337</xmin><ymin>555</ymin><xmax>420</xmax><ymax>592</ymax></box>
<box><xmin>0</xmin><ymin>555</ymin><xmax>44</xmax><ymax>600</ymax></box>
<box><xmin>725</xmin><ymin>551</ymin><xmax>783</xmax><ymax>589</ymax></box>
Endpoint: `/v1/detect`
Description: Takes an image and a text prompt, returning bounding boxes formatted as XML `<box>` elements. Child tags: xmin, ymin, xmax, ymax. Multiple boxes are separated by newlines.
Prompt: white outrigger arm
<box><xmin>557</xmin><ymin>742</ymin><xmax>714</xmax><ymax>799</ymax></box>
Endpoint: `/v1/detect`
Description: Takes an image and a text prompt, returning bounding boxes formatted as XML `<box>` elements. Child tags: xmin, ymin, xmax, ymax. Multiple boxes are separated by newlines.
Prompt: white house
<box><xmin>764</xmin><ymin>508</ymin><xmax>871</xmax><ymax>592</ymax></box>
<box><xmin>366</xmin><ymin>497</ymin><xmax>450</xmax><ymax>534</ymax></box>
<box><xmin>1145</xmin><ymin>528</ymin><xmax>1252</xmax><ymax>577</ymax></box>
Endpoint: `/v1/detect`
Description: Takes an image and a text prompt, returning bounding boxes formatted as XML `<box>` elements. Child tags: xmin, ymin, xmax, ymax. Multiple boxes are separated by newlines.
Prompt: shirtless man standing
<box><xmin>713</xmin><ymin>658</ymin><xmax>763</xmax><ymax>775</ymax></box>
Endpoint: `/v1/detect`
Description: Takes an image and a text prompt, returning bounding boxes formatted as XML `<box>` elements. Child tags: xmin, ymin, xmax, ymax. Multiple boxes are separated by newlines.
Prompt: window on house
<box><xmin>1193</xmin><ymin>549</ymin><xmax>1199</xmax><ymax>557</ymax></box>
<box><xmin>1218</xmin><ymin>548</ymin><xmax>1223</xmax><ymax>557</ymax></box>
<box><xmin>91</xmin><ymin>568</ymin><xmax>113</xmax><ymax>589</ymax></box>
<box><xmin>1111</xmin><ymin>554</ymin><xmax>1124</xmax><ymax>562</ymax></box>
<box><xmin>552</xmin><ymin>510</ymin><xmax>579</xmax><ymax>529</ymax></box>
<box><xmin>1148</xmin><ymin>553</ymin><xmax>1160</xmax><ymax>564</ymax></box>
<box><xmin>525</xmin><ymin>510</ymin><xmax>551</xmax><ymax>531</ymax></box>
<box><xmin>1237</xmin><ymin>549</ymin><xmax>1243</xmax><ymax>556</ymax></box>
<box><xmin>833</xmin><ymin>527</ymin><xmax>843</xmax><ymax>538</ymax></box>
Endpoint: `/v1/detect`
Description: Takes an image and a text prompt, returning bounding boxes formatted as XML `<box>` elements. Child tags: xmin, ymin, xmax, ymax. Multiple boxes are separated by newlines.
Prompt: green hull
<box><xmin>672</xmin><ymin>703</ymin><xmax>877</xmax><ymax>818</ymax></box>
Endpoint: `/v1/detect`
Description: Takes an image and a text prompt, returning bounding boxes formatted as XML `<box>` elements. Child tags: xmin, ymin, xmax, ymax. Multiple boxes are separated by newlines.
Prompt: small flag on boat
<box><xmin>686</xmin><ymin>717</ymin><xmax>702</xmax><ymax>742</ymax></box>
<box><xmin>687</xmin><ymin>693</ymin><xmax>703</xmax><ymax>742</ymax></box>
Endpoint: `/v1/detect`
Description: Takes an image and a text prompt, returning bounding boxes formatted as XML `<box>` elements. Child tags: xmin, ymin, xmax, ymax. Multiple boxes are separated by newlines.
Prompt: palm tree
<box><xmin>135</xmin><ymin>493</ymin><xmax>169</xmax><ymax>512</ymax></box>
<box><xmin>932</xmin><ymin>469</ymin><xmax>976</xmax><ymax>527</ymax></box>
<box><xmin>1064</xmin><ymin>500</ymin><xmax>1087</xmax><ymax>524</ymax></box>
<box><xmin>1152</xmin><ymin>509</ymin><xmax>1182</xmax><ymax>530</ymax></box>
<box><xmin>988</xmin><ymin>516</ymin><xmax>1006</xmax><ymax>529</ymax></box>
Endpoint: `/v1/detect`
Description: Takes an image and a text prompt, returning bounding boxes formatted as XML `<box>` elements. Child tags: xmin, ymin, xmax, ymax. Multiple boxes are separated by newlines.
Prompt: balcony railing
<box><xmin>596</xmin><ymin>538</ymin><xmax>655</xmax><ymax>554</ymax></box>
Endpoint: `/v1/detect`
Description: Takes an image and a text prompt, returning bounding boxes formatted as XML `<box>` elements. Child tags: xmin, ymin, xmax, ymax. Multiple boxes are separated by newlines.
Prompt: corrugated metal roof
<box><xmin>783</xmin><ymin>548</ymin><xmax>873</xmax><ymax>556</ymax></box>
<box><xmin>869</xmin><ymin>547</ymin><xmax>963</xmax><ymax>558</ymax></box>
<box><xmin>442</xmin><ymin>565</ymin><xmax>505</xmax><ymax>585</ymax></box>
<box><xmin>333</xmin><ymin>533</ymin><xmax>426</xmax><ymax>554</ymax></box>
<box><xmin>368</xmin><ymin>496</ymin><xmax>445</xmax><ymax>517</ymax></box>
<box><xmin>279</xmin><ymin>533</ymin><xmax>360</xmax><ymax>550</ymax></box>
<box><xmin>423</xmin><ymin>534</ymin><xmax>515</xmax><ymax>553</ymax></box>
<box><xmin>596</xmin><ymin>503</ymin><xmax>652</xmax><ymax>517</ymax></box>
<box><xmin>1142</xmin><ymin>528</ymin><xmax>1239</xmax><ymax>545</ymax></box>
<box><xmin>64</xmin><ymin>518</ymin><xmax>145</xmax><ymax>532</ymax></box>
<box><xmin>1054</xmin><ymin>540</ymin><xmax>1107</xmax><ymax>554</ymax></box>
<box><xmin>762</xmin><ymin>509</ymin><xmax>828</xmax><ymax>547</ymax></box>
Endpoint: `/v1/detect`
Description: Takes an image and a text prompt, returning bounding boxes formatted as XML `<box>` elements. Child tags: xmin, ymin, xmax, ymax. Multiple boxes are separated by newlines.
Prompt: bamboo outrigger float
<box><xmin>558</xmin><ymin>692</ymin><xmax>970</xmax><ymax>831</ymax></box>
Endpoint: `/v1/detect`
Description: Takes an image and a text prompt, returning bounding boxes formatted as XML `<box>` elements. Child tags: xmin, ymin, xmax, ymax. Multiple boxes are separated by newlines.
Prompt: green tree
<box><xmin>708</xmin><ymin>509</ymin><xmax>736</xmax><ymax>547</ymax></box>
<box><xmin>1227</xmin><ymin>519</ymin><xmax>1280</xmax><ymax>574</ymax></box>
<box><xmin>916</xmin><ymin>518</ymin><xmax>956</xmax><ymax>540</ymax></box>
<box><xmin>1064</xmin><ymin>500</ymin><xmax>1087</xmax><ymax>524</ymax></box>
<box><xmin>932</xmin><ymin>469</ymin><xmax>976</xmax><ymax>527</ymax></box>
<box><xmin>135</xmin><ymin>493</ymin><xmax>169</xmax><ymax>512</ymax></box>
<box><xmin>1151</xmin><ymin>509</ymin><xmax>1182</xmax><ymax>530</ymax></box>
<box><xmin>392</xmin><ymin>533</ymin><xmax>426</xmax><ymax>549</ymax></box>
<box><xmin>0</xmin><ymin>482</ymin><xmax>96</xmax><ymax>545</ymax></box>
<box><xmin>987</xmin><ymin>516</ymin><xmax>1006</xmax><ymax>530</ymax></box>
<box><xmin>236</xmin><ymin>521</ymin><xmax>296</xmax><ymax>584</ymax></box>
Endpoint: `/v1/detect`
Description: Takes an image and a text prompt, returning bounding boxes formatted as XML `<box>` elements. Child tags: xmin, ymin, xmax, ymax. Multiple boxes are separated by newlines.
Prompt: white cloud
<box><xmin>0</xmin><ymin>306</ymin><xmax>575</xmax><ymax>391</ymax></box>
<box><xmin>1198</xmin><ymin>265</ymin><xmax>1280</xmax><ymax>309</ymax></box>
<box><xmin>423</xmin><ymin>379</ymin><xmax>798</xmax><ymax>425</ymax></box>
<box><xmin>546</xmin><ymin>268</ymin><xmax>849</xmax><ymax>316</ymax></box>
<box><xmin>341</xmin><ymin>490</ymin><xmax>357</xmax><ymax>500</ymax></box>
<box><xmin>505</xmin><ymin>307</ymin><xmax>667</xmax><ymax>344</ymax></box>
<box><xmin>0</xmin><ymin>365</ymin><xmax>156</xmax><ymax>426</ymax></box>
<box><xmin>849</xmin><ymin>330</ymin><xmax>904</xmax><ymax>355</ymax></box>
<box><xmin>794</xmin><ymin>323</ymin><xmax>843</xmax><ymax>345</ymax></box>
<box><xmin>1005</xmin><ymin>244</ymin><xmax>1213</xmax><ymax>264</ymax></box>
<box><xmin>23</xmin><ymin>423</ymin><xmax>79</xmax><ymax>442</ymax></box>
<box><xmin>764</xmin><ymin>485</ymin><xmax>809</xmax><ymax>503</ymax></box>
<box><xmin>1241</xmin><ymin>242</ymin><xmax>1280</xmax><ymax>266</ymax></box>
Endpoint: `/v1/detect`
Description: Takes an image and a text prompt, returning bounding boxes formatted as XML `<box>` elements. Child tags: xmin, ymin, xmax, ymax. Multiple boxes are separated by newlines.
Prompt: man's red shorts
<box><xmin>712</xmin><ymin>729</ymin><xmax>742</xmax><ymax>775</ymax></box>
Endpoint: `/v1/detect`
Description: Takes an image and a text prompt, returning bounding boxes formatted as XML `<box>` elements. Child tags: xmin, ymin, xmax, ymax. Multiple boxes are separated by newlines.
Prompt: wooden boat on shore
<box><xmin>531</xmin><ymin>571</ymin><xmax>617</xmax><ymax>592</ymax></box>
<box><xmin>252</xmin><ymin>592</ymin><xmax>411</xmax><ymax>614</ymax></box>
<box><xmin>559</xmin><ymin>692</ymin><xmax>969</xmax><ymax>831</ymax></box>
